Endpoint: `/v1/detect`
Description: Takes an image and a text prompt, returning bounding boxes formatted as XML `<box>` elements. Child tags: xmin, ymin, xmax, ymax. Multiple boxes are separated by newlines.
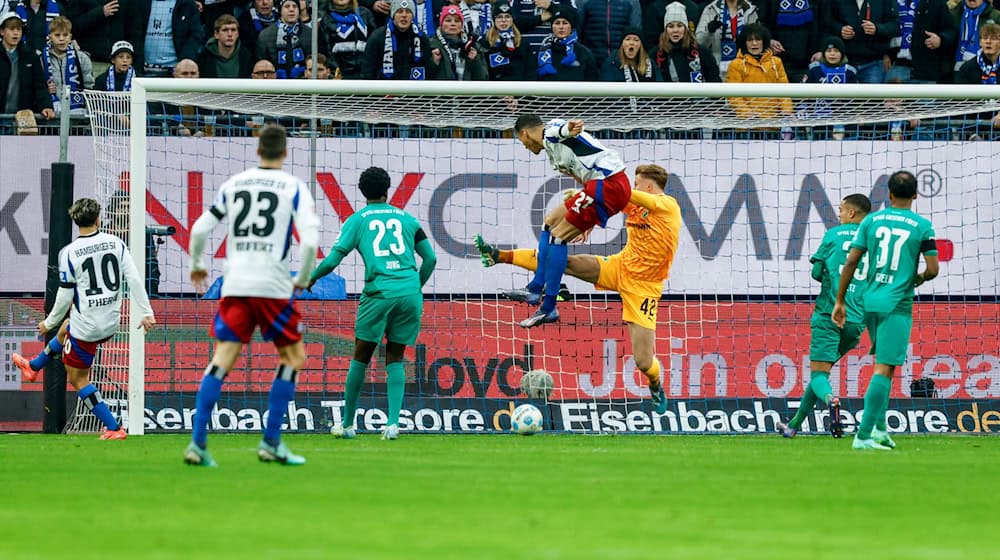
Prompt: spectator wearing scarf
<box><xmin>443</xmin><ymin>0</ymin><xmax>491</xmax><ymax>37</ymax></box>
<box><xmin>696</xmin><ymin>0</ymin><xmax>758</xmax><ymax>79</ymax></box>
<box><xmin>950</xmin><ymin>0</ymin><xmax>1000</xmax><ymax>69</ymax></box>
<box><xmin>40</xmin><ymin>15</ymin><xmax>91</xmax><ymax>115</ymax></box>
<box><xmin>14</xmin><ymin>0</ymin><xmax>61</xmax><ymax>51</ymax></box>
<box><xmin>361</xmin><ymin>0</ymin><xmax>432</xmax><ymax>79</ymax></box>
<box><xmin>536</xmin><ymin>6</ymin><xmax>599</xmax><ymax>80</ymax></box>
<box><xmin>824</xmin><ymin>0</ymin><xmax>899</xmax><ymax>82</ymax></box>
<box><xmin>478</xmin><ymin>0</ymin><xmax>533</xmax><ymax>79</ymax></box>
<box><xmin>805</xmin><ymin>36</ymin><xmax>858</xmax><ymax>82</ymax></box>
<box><xmin>94</xmin><ymin>40</ymin><xmax>135</xmax><ymax>90</ymax></box>
<box><xmin>428</xmin><ymin>4</ymin><xmax>487</xmax><ymax>79</ymax></box>
<box><xmin>760</xmin><ymin>0</ymin><xmax>823</xmax><ymax>83</ymax></box>
<box><xmin>321</xmin><ymin>0</ymin><xmax>375</xmax><ymax>78</ymax></box>
<box><xmin>238</xmin><ymin>0</ymin><xmax>280</xmax><ymax>55</ymax></box>
<box><xmin>256</xmin><ymin>0</ymin><xmax>313</xmax><ymax>78</ymax></box>
<box><xmin>654</xmin><ymin>2</ymin><xmax>721</xmax><ymax>82</ymax></box>
<box><xmin>600</xmin><ymin>26</ymin><xmax>661</xmax><ymax>81</ymax></box>
<box><xmin>956</xmin><ymin>20</ymin><xmax>1000</xmax><ymax>79</ymax></box>
<box><xmin>891</xmin><ymin>0</ymin><xmax>955</xmax><ymax>82</ymax></box>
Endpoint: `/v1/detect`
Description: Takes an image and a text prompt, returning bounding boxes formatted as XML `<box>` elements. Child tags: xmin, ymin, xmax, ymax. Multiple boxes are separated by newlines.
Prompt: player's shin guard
<box><xmin>29</xmin><ymin>337</ymin><xmax>63</xmax><ymax>371</ymax></box>
<box><xmin>264</xmin><ymin>365</ymin><xmax>297</xmax><ymax>446</ymax></box>
<box><xmin>541</xmin><ymin>238</ymin><xmax>568</xmax><ymax>313</ymax></box>
<box><xmin>192</xmin><ymin>364</ymin><xmax>227</xmax><ymax>448</ymax></box>
<box><xmin>857</xmin><ymin>374</ymin><xmax>892</xmax><ymax>440</ymax></box>
<box><xmin>78</xmin><ymin>384</ymin><xmax>120</xmax><ymax>431</ymax></box>
<box><xmin>527</xmin><ymin>226</ymin><xmax>551</xmax><ymax>294</ymax></box>
<box><xmin>808</xmin><ymin>372</ymin><xmax>834</xmax><ymax>405</ymax></box>
<box><xmin>343</xmin><ymin>360</ymin><xmax>366</xmax><ymax>429</ymax></box>
<box><xmin>386</xmin><ymin>362</ymin><xmax>405</xmax><ymax>427</ymax></box>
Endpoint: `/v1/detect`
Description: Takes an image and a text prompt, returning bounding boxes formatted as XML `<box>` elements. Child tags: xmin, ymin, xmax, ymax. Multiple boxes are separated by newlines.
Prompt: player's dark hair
<box><xmin>888</xmin><ymin>170</ymin><xmax>918</xmax><ymax>199</ymax></box>
<box><xmin>514</xmin><ymin>114</ymin><xmax>544</xmax><ymax>132</ymax></box>
<box><xmin>68</xmin><ymin>198</ymin><xmax>101</xmax><ymax>227</ymax></box>
<box><xmin>635</xmin><ymin>164</ymin><xmax>668</xmax><ymax>190</ymax></box>
<box><xmin>359</xmin><ymin>166</ymin><xmax>390</xmax><ymax>200</ymax></box>
<box><xmin>842</xmin><ymin>193</ymin><xmax>871</xmax><ymax>214</ymax></box>
<box><xmin>258</xmin><ymin>124</ymin><xmax>287</xmax><ymax>160</ymax></box>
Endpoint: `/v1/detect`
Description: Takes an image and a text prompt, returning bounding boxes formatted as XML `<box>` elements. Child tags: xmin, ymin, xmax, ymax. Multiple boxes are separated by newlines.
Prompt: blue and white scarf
<box><xmin>381</xmin><ymin>20</ymin><xmax>425</xmax><ymax>79</ymax></box>
<box><xmin>106</xmin><ymin>66</ymin><xmax>135</xmax><ymax>91</ymax></box>
<box><xmin>14</xmin><ymin>0</ymin><xmax>60</xmax><ymax>42</ymax></box>
<box><xmin>459</xmin><ymin>1</ymin><xmax>492</xmax><ymax>36</ymax></box>
<box><xmin>895</xmin><ymin>0</ymin><xmax>915</xmax><ymax>58</ymax></box>
<box><xmin>537</xmin><ymin>31</ymin><xmax>578</xmax><ymax>77</ymax></box>
<box><xmin>958</xmin><ymin>2</ymin><xmax>988</xmax><ymax>62</ymax></box>
<box><xmin>413</xmin><ymin>0</ymin><xmax>435</xmax><ymax>37</ymax></box>
<box><xmin>978</xmin><ymin>50</ymin><xmax>999</xmax><ymax>83</ymax></box>
<box><xmin>276</xmin><ymin>22</ymin><xmax>306</xmax><ymax>78</ymax></box>
<box><xmin>720</xmin><ymin>2</ymin><xmax>745</xmax><ymax>63</ymax></box>
<box><xmin>488</xmin><ymin>30</ymin><xmax>515</xmax><ymax>69</ymax></box>
<box><xmin>776</xmin><ymin>0</ymin><xmax>812</xmax><ymax>27</ymax></box>
<box><xmin>250</xmin><ymin>7</ymin><xmax>279</xmax><ymax>32</ymax></box>
<box><xmin>330</xmin><ymin>10</ymin><xmax>367</xmax><ymax>39</ymax></box>
<box><xmin>42</xmin><ymin>41</ymin><xmax>84</xmax><ymax>111</ymax></box>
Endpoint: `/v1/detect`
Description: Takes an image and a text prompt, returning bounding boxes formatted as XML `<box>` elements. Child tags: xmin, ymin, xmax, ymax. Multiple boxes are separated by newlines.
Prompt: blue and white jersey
<box><xmin>47</xmin><ymin>232</ymin><xmax>153</xmax><ymax>341</ymax></box>
<box><xmin>543</xmin><ymin>118</ymin><xmax>626</xmax><ymax>184</ymax></box>
<box><xmin>191</xmin><ymin>167</ymin><xmax>319</xmax><ymax>299</ymax></box>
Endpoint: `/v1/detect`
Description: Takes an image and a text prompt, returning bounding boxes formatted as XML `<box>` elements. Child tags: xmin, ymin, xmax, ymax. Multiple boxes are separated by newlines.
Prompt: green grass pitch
<box><xmin>1</xmin><ymin>434</ymin><xmax>997</xmax><ymax>559</ymax></box>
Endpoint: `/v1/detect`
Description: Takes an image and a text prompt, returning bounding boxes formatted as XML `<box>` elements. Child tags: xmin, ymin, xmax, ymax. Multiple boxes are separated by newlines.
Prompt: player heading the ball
<box><xmin>13</xmin><ymin>198</ymin><xmax>156</xmax><ymax>440</ymax></box>
<box><xmin>184</xmin><ymin>124</ymin><xmax>320</xmax><ymax>467</ymax></box>
<box><xmin>507</xmin><ymin>114</ymin><xmax>632</xmax><ymax>328</ymax></box>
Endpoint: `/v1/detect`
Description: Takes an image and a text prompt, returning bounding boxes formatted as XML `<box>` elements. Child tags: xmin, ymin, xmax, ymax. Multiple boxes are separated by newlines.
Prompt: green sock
<box><xmin>875</xmin><ymin>389</ymin><xmax>889</xmax><ymax>431</ymax></box>
<box><xmin>343</xmin><ymin>359</ymin><xmax>367</xmax><ymax>429</ymax></box>
<box><xmin>808</xmin><ymin>372</ymin><xmax>833</xmax><ymax>405</ymax></box>
<box><xmin>789</xmin><ymin>386</ymin><xmax>818</xmax><ymax>429</ymax></box>
<box><xmin>386</xmin><ymin>362</ymin><xmax>405</xmax><ymax>426</ymax></box>
<box><xmin>858</xmin><ymin>375</ymin><xmax>892</xmax><ymax>439</ymax></box>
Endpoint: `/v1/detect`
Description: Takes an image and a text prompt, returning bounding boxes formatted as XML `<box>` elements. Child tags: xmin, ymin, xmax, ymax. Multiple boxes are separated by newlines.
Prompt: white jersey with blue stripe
<box><xmin>195</xmin><ymin>167</ymin><xmax>319</xmax><ymax>299</ymax></box>
<box><xmin>543</xmin><ymin>119</ymin><xmax>626</xmax><ymax>184</ymax></box>
<box><xmin>50</xmin><ymin>231</ymin><xmax>153</xmax><ymax>341</ymax></box>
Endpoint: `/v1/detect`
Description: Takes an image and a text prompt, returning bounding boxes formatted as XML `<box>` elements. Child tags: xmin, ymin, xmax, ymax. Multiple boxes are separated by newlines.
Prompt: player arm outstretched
<box><xmin>415</xmin><ymin>229</ymin><xmax>437</xmax><ymax>287</ymax></box>
<box><xmin>120</xmin><ymin>244</ymin><xmax>156</xmax><ymax>332</ymax></box>
<box><xmin>189</xmin><ymin>208</ymin><xmax>223</xmax><ymax>294</ymax></box>
<box><xmin>293</xmin><ymin>183</ymin><xmax>321</xmax><ymax>288</ymax></box>
<box><xmin>39</xmin><ymin>248</ymin><xmax>77</xmax><ymax>336</ymax></box>
<box><xmin>308</xmin><ymin>218</ymin><xmax>360</xmax><ymax>288</ymax></box>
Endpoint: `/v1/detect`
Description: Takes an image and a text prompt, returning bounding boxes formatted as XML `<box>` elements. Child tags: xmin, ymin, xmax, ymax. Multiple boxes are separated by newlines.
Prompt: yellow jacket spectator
<box><xmin>725</xmin><ymin>22</ymin><xmax>793</xmax><ymax>119</ymax></box>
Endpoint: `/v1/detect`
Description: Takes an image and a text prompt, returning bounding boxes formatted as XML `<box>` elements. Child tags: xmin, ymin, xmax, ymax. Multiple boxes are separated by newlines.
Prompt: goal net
<box><xmin>81</xmin><ymin>81</ymin><xmax>1000</xmax><ymax>436</ymax></box>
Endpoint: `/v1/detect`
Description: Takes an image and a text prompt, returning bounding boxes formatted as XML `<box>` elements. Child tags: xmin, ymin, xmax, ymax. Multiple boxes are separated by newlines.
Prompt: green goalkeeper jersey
<box><xmin>312</xmin><ymin>203</ymin><xmax>434</xmax><ymax>298</ymax></box>
<box><xmin>811</xmin><ymin>223</ymin><xmax>867</xmax><ymax>324</ymax></box>
<box><xmin>850</xmin><ymin>207</ymin><xmax>937</xmax><ymax>314</ymax></box>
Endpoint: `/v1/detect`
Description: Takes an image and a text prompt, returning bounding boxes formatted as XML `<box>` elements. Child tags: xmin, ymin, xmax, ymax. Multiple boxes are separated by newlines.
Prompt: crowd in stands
<box><xmin>1</xmin><ymin>0</ymin><xmax>998</xmax><ymax>130</ymax></box>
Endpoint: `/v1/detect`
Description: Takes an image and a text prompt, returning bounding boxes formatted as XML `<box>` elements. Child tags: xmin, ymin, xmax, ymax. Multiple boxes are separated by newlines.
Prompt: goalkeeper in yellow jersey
<box><xmin>475</xmin><ymin>164</ymin><xmax>681</xmax><ymax>413</ymax></box>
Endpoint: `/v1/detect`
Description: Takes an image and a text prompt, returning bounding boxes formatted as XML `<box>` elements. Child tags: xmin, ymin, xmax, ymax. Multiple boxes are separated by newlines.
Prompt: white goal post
<box><xmin>89</xmin><ymin>80</ymin><xmax>1000</xmax><ymax>435</ymax></box>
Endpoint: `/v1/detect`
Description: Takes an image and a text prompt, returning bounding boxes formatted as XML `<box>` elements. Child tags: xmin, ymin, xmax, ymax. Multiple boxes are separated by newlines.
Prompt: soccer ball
<box><xmin>520</xmin><ymin>369</ymin><xmax>554</xmax><ymax>399</ymax></box>
<box><xmin>511</xmin><ymin>404</ymin><xmax>544</xmax><ymax>435</ymax></box>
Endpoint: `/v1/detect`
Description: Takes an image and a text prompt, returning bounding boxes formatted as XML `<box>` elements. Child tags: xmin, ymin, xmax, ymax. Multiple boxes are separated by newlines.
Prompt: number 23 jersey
<box><xmin>333</xmin><ymin>202</ymin><xmax>426</xmax><ymax>298</ymax></box>
<box><xmin>207</xmin><ymin>167</ymin><xmax>319</xmax><ymax>299</ymax></box>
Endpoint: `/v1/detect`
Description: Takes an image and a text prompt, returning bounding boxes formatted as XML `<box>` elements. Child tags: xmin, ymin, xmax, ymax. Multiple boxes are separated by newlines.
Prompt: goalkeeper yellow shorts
<box><xmin>595</xmin><ymin>254</ymin><xmax>663</xmax><ymax>331</ymax></box>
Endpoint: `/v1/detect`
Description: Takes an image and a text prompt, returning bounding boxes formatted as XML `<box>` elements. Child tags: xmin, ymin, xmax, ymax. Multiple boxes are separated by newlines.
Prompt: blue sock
<box><xmin>29</xmin><ymin>337</ymin><xmax>63</xmax><ymax>371</ymax></box>
<box><xmin>527</xmin><ymin>228</ymin><xmax>550</xmax><ymax>294</ymax></box>
<box><xmin>541</xmin><ymin>240</ymin><xmax>568</xmax><ymax>313</ymax></box>
<box><xmin>192</xmin><ymin>365</ymin><xmax>225</xmax><ymax>449</ymax></box>
<box><xmin>264</xmin><ymin>365</ymin><xmax>297</xmax><ymax>446</ymax></box>
<box><xmin>78</xmin><ymin>384</ymin><xmax>120</xmax><ymax>431</ymax></box>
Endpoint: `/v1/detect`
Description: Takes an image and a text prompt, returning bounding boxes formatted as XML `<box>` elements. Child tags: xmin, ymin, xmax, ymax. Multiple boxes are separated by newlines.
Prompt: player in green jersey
<box><xmin>778</xmin><ymin>194</ymin><xmax>871</xmax><ymax>439</ymax></box>
<box><xmin>833</xmin><ymin>171</ymin><xmax>939</xmax><ymax>450</ymax></box>
<box><xmin>308</xmin><ymin>167</ymin><xmax>437</xmax><ymax>441</ymax></box>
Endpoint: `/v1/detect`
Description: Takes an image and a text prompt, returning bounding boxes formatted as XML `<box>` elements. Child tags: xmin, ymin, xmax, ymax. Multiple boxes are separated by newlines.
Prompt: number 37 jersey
<box><xmin>57</xmin><ymin>231</ymin><xmax>152</xmax><ymax>341</ymax></box>
<box><xmin>203</xmin><ymin>167</ymin><xmax>319</xmax><ymax>299</ymax></box>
